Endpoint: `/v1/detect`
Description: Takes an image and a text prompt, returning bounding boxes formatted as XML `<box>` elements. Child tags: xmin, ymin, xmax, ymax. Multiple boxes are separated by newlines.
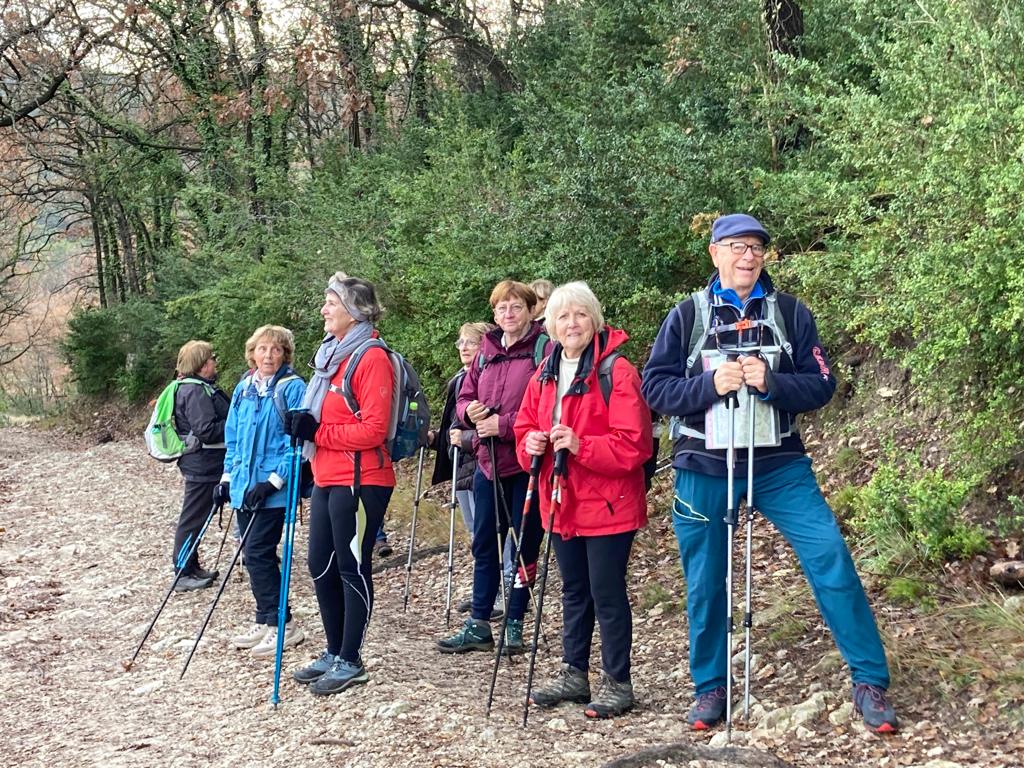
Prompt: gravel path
<box><xmin>1</xmin><ymin>426</ymin><xmax>1020</xmax><ymax>768</ymax></box>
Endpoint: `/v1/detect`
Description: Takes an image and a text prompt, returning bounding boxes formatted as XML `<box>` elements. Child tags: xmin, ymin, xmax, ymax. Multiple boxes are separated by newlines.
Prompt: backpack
<box><xmin>233</xmin><ymin>370</ymin><xmax>302</xmax><ymax>425</ymax></box>
<box><xmin>231</xmin><ymin>370</ymin><xmax>313</xmax><ymax>497</ymax></box>
<box><xmin>145</xmin><ymin>378</ymin><xmax>213</xmax><ymax>462</ymax></box>
<box><xmin>670</xmin><ymin>288</ymin><xmax>799</xmax><ymax>444</ymax></box>
<box><xmin>478</xmin><ymin>332</ymin><xmax>550</xmax><ymax>370</ymax></box>
<box><xmin>597</xmin><ymin>352</ymin><xmax>660</xmax><ymax>491</ymax></box>
<box><xmin>331</xmin><ymin>338</ymin><xmax>431</xmax><ymax>462</ymax></box>
<box><xmin>684</xmin><ymin>289</ymin><xmax>794</xmax><ymax>372</ymax></box>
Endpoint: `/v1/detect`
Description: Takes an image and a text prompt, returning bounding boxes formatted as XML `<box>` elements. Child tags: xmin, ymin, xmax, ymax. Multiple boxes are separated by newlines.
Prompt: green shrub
<box><xmin>851</xmin><ymin>460</ymin><xmax>987</xmax><ymax>569</ymax></box>
<box><xmin>64</xmin><ymin>308</ymin><xmax>127</xmax><ymax>397</ymax></box>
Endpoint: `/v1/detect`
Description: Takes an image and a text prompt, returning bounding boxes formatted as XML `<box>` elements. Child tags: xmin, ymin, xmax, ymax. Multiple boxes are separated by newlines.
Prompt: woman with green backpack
<box><xmin>170</xmin><ymin>340</ymin><xmax>230</xmax><ymax>592</ymax></box>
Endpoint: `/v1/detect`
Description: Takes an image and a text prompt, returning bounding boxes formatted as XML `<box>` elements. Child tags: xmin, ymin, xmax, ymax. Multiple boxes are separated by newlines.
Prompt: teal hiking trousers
<box><xmin>672</xmin><ymin>456</ymin><xmax>890</xmax><ymax>694</ymax></box>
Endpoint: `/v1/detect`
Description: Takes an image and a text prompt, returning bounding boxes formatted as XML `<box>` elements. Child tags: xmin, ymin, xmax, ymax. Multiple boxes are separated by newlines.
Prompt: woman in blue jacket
<box><xmin>215</xmin><ymin>325</ymin><xmax>307</xmax><ymax>658</ymax></box>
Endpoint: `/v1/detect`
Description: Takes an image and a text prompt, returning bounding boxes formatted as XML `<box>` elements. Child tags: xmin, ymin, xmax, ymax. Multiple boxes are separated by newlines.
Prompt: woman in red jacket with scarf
<box><xmin>284</xmin><ymin>273</ymin><xmax>395</xmax><ymax>696</ymax></box>
<box><xmin>514</xmin><ymin>281</ymin><xmax>652</xmax><ymax>719</ymax></box>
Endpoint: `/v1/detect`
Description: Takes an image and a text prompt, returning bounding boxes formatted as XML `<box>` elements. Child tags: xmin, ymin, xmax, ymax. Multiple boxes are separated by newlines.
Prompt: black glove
<box><xmin>212</xmin><ymin>482</ymin><xmax>230</xmax><ymax>506</ymax></box>
<box><xmin>284</xmin><ymin>410</ymin><xmax>319</xmax><ymax>442</ymax></box>
<box><xmin>243</xmin><ymin>481</ymin><xmax>276</xmax><ymax>510</ymax></box>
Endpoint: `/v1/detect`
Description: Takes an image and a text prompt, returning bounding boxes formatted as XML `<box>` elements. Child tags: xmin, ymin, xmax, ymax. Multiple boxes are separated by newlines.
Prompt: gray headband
<box><xmin>327</xmin><ymin>280</ymin><xmax>368</xmax><ymax>322</ymax></box>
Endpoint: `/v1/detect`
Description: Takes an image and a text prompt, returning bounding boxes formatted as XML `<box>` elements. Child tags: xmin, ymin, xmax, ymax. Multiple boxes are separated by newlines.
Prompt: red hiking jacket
<box><xmin>514</xmin><ymin>327</ymin><xmax>651</xmax><ymax>538</ymax></box>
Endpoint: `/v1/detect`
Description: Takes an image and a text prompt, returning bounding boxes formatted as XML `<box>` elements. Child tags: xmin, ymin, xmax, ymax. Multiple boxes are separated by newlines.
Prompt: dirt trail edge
<box><xmin>0</xmin><ymin>426</ymin><xmax>1018</xmax><ymax>768</ymax></box>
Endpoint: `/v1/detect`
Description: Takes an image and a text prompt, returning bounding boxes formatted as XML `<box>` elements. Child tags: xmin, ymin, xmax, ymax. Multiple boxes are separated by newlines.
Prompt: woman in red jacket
<box><xmin>284</xmin><ymin>273</ymin><xmax>395</xmax><ymax>696</ymax></box>
<box><xmin>514</xmin><ymin>281</ymin><xmax>652</xmax><ymax>719</ymax></box>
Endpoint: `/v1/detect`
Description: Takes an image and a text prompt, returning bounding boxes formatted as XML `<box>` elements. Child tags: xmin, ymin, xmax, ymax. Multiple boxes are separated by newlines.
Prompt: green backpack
<box><xmin>145</xmin><ymin>378</ymin><xmax>213</xmax><ymax>462</ymax></box>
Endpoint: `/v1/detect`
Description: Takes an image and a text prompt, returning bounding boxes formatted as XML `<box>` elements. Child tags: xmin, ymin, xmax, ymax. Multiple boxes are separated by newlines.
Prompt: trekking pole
<box><xmin>486</xmin><ymin>435</ymin><xmax>508</xmax><ymax>614</ymax></box>
<box><xmin>487</xmin><ymin>433</ymin><xmax>542</xmax><ymax>614</ymax></box>
<box><xmin>124</xmin><ymin>501</ymin><xmax>222</xmax><ymax>671</ymax></box>
<box><xmin>444</xmin><ymin>445</ymin><xmax>460</xmax><ymax>629</ymax></box>
<box><xmin>271</xmin><ymin>431</ymin><xmax>305</xmax><ymax>707</ymax></box>
<box><xmin>522</xmin><ymin>449</ymin><xmax>567</xmax><ymax>728</ymax></box>
<box><xmin>179</xmin><ymin>504</ymin><xmax>262</xmax><ymax>680</ymax></box>
<box><xmin>210</xmin><ymin>504</ymin><xmax>235</xmax><ymax>574</ymax></box>
<box><xmin>723</xmin><ymin>355</ymin><xmax>740</xmax><ymax>742</ymax></box>
<box><xmin>402</xmin><ymin>445</ymin><xmax>427</xmax><ymax>612</ymax></box>
<box><xmin>486</xmin><ymin>454</ymin><xmax>542</xmax><ymax>716</ymax></box>
<box><xmin>743</xmin><ymin>373</ymin><xmax>757</xmax><ymax>720</ymax></box>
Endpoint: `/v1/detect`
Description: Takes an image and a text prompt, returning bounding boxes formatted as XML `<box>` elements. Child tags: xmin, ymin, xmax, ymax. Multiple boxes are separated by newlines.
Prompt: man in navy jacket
<box><xmin>642</xmin><ymin>213</ymin><xmax>897</xmax><ymax>734</ymax></box>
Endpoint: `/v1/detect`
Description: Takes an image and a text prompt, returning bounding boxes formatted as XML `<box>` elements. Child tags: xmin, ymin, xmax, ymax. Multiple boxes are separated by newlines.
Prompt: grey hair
<box><xmin>544</xmin><ymin>281</ymin><xmax>605</xmax><ymax>338</ymax></box>
<box><xmin>326</xmin><ymin>271</ymin><xmax>384</xmax><ymax>323</ymax></box>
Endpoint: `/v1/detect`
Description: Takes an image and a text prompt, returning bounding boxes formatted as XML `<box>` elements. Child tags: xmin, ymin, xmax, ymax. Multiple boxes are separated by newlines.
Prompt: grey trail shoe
<box><xmin>310</xmin><ymin>657</ymin><xmax>369</xmax><ymax>696</ymax></box>
<box><xmin>292</xmin><ymin>651</ymin><xmax>339</xmax><ymax>685</ymax></box>
<box><xmin>584</xmin><ymin>673</ymin><xmax>635</xmax><ymax>719</ymax></box>
<box><xmin>173</xmin><ymin>573</ymin><xmax>213</xmax><ymax>592</ymax></box>
<box><xmin>530</xmin><ymin>663</ymin><xmax>591</xmax><ymax>708</ymax></box>
<box><xmin>437</xmin><ymin>619</ymin><xmax>493</xmax><ymax>653</ymax></box>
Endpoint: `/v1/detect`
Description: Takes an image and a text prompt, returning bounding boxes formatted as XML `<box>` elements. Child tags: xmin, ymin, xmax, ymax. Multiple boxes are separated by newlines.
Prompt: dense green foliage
<box><xmin>55</xmin><ymin>0</ymin><xmax>1024</xmax><ymax>565</ymax></box>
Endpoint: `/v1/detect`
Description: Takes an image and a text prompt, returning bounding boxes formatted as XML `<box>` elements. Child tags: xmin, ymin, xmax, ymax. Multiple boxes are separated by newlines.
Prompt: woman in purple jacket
<box><xmin>437</xmin><ymin>280</ymin><xmax>550</xmax><ymax>655</ymax></box>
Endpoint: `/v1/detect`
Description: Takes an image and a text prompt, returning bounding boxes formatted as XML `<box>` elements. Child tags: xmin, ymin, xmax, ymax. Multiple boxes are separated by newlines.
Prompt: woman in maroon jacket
<box><xmin>437</xmin><ymin>280</ymin><xmax>550</xmax><ymax>655</ymax></box>
<box><xmin>514</xmin><ymin>281</ymin><xmax>653</xmax><ymax>719</ymax></box>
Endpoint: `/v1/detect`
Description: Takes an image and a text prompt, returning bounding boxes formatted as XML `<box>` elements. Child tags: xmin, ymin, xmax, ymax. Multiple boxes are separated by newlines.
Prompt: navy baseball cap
<box><xmin>711</xmin><ymin>213</ymin><xmax>770</xmax><ymax>244</ymax></box>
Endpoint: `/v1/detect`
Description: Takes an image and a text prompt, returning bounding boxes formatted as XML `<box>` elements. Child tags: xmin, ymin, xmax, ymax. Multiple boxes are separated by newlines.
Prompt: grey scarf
<box><xmin>301</xmin><ymin>322</ymin><xmax>374</xmax><ymax>459</ymax></box>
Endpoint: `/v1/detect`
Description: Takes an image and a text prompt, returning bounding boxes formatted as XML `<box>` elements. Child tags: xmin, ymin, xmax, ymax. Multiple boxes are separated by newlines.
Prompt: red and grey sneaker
<box><xmin>853</xmin><ymin>683</ymin><xmax>899</xmax><ymax>733</ymax></box>
<box><xmin>687</xmin><ymin>686</ymin><xmax>727</xmax><ymax>730</ymax></box>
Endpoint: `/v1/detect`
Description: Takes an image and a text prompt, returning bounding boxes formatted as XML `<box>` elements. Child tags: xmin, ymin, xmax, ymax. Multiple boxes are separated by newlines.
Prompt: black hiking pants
<box><xmin>173</xmin><ymin>480</ymin><xmax>217</xmax><ymax>575</ymax></box>
<box><xmin>552</xmin><ymin>529</ymin><xmax>636</xmax><ymax>683</ymax></box>
<box><xmin>235</xmin><ymin>506</ymin><xmax>290</xmax><ymax>625</ymax></box>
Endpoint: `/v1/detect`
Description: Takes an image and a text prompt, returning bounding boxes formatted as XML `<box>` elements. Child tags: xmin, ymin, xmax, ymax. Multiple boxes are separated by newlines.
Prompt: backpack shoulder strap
<box><xmin>271</xmin><ymin>373</ymin><xmax>301</xmax><ymax>424</ymax></box>
<box><xmin>332</xmin><ymin>338</ymin><xmax>387</xmax><ymax>415</ymax></box>
<box><xmin>179</xmin><ymin>376</ymin><xmax>215</xmax><ymax>397</ymax></box>
<box><xmin>533</xmin><ymin>332</ymin><xmax>549</xmax><ymax>367</ymax></box>
<box><xmin>597</xmin><ymin>352</ymin><xmax>620</xmax><ymax>405</ymax></box>
<box><xmin>685</xmin><ymin>291</ymin><xmax>712</xmax><ymax>372</ymax></box>
<box><xmin>763</xmin><ymin>292</ymin><xmax>795</xmax><ymax>361</ymax></box>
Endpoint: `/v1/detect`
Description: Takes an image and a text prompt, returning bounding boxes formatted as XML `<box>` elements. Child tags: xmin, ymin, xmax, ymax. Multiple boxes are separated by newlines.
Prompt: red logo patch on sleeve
<box><xmin>812</xmin><ymin>346</ymin><xmax>831</xmax><ymax>379</ymax></box>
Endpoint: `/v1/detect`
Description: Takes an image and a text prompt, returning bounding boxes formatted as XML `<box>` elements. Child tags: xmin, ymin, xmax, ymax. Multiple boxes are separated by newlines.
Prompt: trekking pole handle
<box><xmin>529</xmin><ymin>453</ymin><xmax>542</xmax><ymax>477</ymax></box>
<box><xmin>288</xmin><ymin>407</ymin><xmax>309</xmax><ymax>448</ymax></box>
<box><xmin>725</xmin><ymin>353</ymin><xmax>740</xmax><ymax>408</ymax></box>
<box><xmin>553</xmin><ymin>448</ymin><xmax>568</xmax><ymax>477</ymax></box>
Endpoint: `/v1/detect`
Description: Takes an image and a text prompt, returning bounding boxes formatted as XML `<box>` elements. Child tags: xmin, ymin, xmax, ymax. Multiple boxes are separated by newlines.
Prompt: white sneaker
<box><xmin>251</xmin><ymin>622</ymin><xmax>305</xmax><ymax>658</ymax></box>
<box><xmin>230</xmin><ymin>623</ymin><xmax>269</xmax><ymax>649</ymax></box>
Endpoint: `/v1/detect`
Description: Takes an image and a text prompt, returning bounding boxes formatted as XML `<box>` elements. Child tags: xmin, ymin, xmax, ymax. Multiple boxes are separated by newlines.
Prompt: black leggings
<box><xmin>307</xmin><ymin>485</ymin><xmax>393</xmax><ymax>664</ymax></box>
<box><xmin>552</xmin><ymin>530</ymin><xmax>636</xmax><ymax>682</ymax></box>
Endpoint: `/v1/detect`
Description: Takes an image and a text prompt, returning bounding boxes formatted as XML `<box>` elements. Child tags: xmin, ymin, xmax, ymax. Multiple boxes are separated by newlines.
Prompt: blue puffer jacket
<box><xmin>223</xmin><ymin>365</ymin><xmax>307</xmax><ymax>509</ymax></box>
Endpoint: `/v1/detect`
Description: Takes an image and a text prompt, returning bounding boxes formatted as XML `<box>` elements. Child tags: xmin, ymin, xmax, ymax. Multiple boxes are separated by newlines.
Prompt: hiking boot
<box><xmin>251</xmin><ymin>622</ymin><xmax>305</xmax><ymax>658</ymax></box>
<box><xmin>230</xmin><ymin>623</ymin><xmax>269</xmax><ymax>650</ymax></box>
<box><xmin>454</xmin><ymin>598</ymin><xmax>502</xmax><ymax>620</ymax></box>
<box><xmin>853</xmin><ymin>683</ymin><xmax>898</xmax><ymax>733</ymax></box>
<box><xmin>193</xmin><ymin>567</ymin><xmax>220</xmax><ymax>581</ymax></box>
<box><xmin>174</xmin><ymin>573</ymin><xmax>213</xmax><ymax>592</ymax></box>
<box><xmin>585</xmin><ymin>673</ymin><xmax>635</xmax><ymax>719</ymax></box>
<box><xmin>310</xmin><ymin>657</ymin><xmax>369</xmax><ymax>695</ymax></box>
<box><xmin>293</xmin><ymin>651</ymin><xmax>339</xmax><ymax>685</ymax></box>
<box><xmin>530</xmin><ymin>663</ymin><xmax>591</xmax><ymax>708</ymax></box>
<box><xmin>502</xmin><ymin>618</ymin><xmax>526</xmax><ymax>656</ymax></box>
<box><xmin>374</xmin><ymin>538</ymin><xmax>393</xmax><ymax>558</ymax></box>
<box><xmin>688</xmin><ymin>686</ymin><xmax>727</xmax><ymax>730</ymax></box>
<box><xmin>437</xmin><ymin>618</ymin><xmax>493</xmax><ymax>653</ymax></box>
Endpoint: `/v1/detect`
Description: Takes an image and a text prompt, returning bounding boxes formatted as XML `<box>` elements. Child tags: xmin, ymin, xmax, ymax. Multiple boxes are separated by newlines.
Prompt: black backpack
<box><xmin>597</xmin><ymin>352</ymin><xmax>660</xmax><ymax>491</ymax></box>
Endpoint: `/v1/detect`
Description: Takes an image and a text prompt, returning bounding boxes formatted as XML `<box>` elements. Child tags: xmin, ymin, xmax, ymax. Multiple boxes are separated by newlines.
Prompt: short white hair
<box><xmin>544</xmin><ymin>281</ymin><xmax>605</xmax><ymax>338</ymax></box>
